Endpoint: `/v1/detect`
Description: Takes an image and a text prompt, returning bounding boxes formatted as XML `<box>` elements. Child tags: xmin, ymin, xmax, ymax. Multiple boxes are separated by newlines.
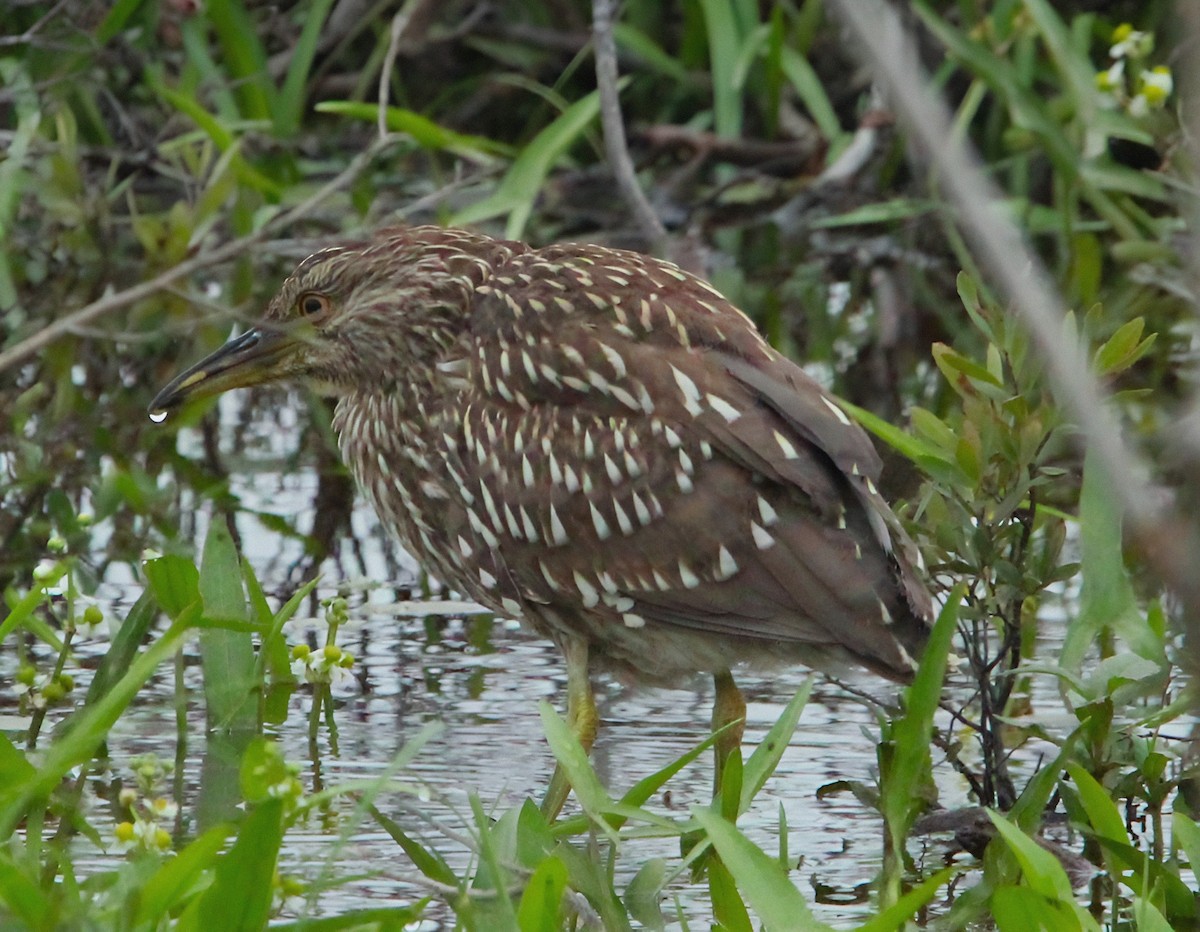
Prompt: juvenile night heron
<box><xmin>151</xmin><ymin>225</ymin><xmax>932</xmax><ymax>817</ymax></box>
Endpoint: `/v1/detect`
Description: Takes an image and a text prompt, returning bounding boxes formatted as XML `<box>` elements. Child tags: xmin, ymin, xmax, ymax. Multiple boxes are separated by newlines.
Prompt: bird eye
<box><xmin>298</xmin><ymin>293</ymin><xmax>331</xmax><ymax>321</ymax></box>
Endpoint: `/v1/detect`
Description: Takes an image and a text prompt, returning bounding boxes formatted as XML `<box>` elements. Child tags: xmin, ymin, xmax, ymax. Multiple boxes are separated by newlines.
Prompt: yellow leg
<box><xmin>711</xmin><ymin>670</ymin><xmax>746</xmax><ymax>796</ymax></box>
<box><xmin>540</xmin><ymin>635</ymin><xmax>598</xmax><ymax>820</ymax></box>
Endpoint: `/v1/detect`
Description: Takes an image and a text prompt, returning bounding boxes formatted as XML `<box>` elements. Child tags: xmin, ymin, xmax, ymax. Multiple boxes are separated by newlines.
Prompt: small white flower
<box><xmin>1095</xmin><ymin>60</ymin><xmax>1125</xmax><ymax>95</ymax></box>
<box><xmin>1110</xmin><ymin>25</ymin><xmax>1152</xmax><ymax>60</ymax></box>
<box><xmin>33</xmin><ymin>560</ymin><xmax>64</xmax><ymax>585</ymax></box>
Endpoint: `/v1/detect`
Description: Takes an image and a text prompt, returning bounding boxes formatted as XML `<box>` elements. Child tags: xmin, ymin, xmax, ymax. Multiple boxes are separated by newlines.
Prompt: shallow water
<box><xmin>3</xmin><ymin>390</ymin><xmax>1190</xmax><ymax>927</ymax></box>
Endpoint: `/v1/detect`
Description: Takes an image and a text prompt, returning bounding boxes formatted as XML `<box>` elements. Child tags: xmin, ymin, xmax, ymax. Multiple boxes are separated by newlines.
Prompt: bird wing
<box><xmin>444</xmin><ymin>241</ymin><xmax>928</xmax><ymax>680</ymax></box>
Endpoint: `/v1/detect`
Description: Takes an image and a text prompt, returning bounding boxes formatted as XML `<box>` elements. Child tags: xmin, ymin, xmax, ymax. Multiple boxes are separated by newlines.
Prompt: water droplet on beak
<box><xmin>149</xmin><ymin>410</ymin><xmax>168</xmax><ymax>424</ymax></box>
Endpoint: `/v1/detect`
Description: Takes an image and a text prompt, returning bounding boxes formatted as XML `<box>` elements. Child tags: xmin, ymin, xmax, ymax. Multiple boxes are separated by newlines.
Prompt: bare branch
<box><xmin>0</xmin><ymin>138</ymin><xmax>395</xmax><ymax>376</ymax></box>
<box><xmin>592</xmin><ymin>0</ymin><xmax>668</xmax><ymax>251</ymax></box>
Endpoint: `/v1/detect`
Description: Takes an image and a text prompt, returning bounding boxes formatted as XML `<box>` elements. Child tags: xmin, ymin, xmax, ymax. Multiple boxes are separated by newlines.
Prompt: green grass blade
<box><xmin>204</xmin><ymin>0</ymin><xmax>274</xmax><ymax>123</ymax></box>
<box><xmin>451</xmin><ymin>88</ymin><xmax>606</xmax><ymax>240</ymax></box>
<box><xmin>368</xmin><ymin>804</ymin><xmax>458</xmax><ymax>888</ymax></box>
<box><xmin>778</xmin><ymin>46</ymin><xmax>842</xmax><ymax>142</ymax></box>
<box><xmin>81</xmin><ymin>589</ymin><xmax>159</xmax><ymax>709</ymax></box>
<box><xmin>856</xmin><ymin>867</ymin><xmax>958</xmax><ymax>932</ymax></box>
<box><xmin>317</xmin><ymin>101</ymin><xmax>509</xmax><ymax>160</ymax></box>
<box><xmin>95</xmin><ymin>0</ymin><xmax>151</xmax><ymax>44</ymax></box>
<box><xmin>882</xmin><ymin>586</ymin><xmax>960</xmax><ymax>832</ymax></box>
<box><xmin>740</xmin><ymin>680</ymin><xmax>812</xmax><ymax>814</ymax></box>
<box><xmin>275</xmin><ymin>0</ymin><xmax>337</xmax><ymax>136</ymax></box>
<box><xmin>697</xmin><ymin>0</ymin><xmax>744</xmax><ymax>139</ymax></box>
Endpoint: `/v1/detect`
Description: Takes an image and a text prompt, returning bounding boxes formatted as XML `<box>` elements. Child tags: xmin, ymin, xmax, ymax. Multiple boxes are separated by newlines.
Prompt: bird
<box><xmin>150</xmin><ymin>225</ymin><xmax>932</xmax><ymax>818</ymax></box>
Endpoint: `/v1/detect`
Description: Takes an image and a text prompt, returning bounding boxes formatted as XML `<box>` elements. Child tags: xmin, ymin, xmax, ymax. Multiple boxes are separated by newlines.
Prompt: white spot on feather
<box><xmin>707</xmin><ymin>394</ymin><xmax>741</xmax><ymax>423</ymax></box>
<box><xmin>774</xmin><ymin>430</ymin><xmax>800</xmax><ymax>459</ymax></box>
<box><xmin>715</xmin><ymin>546</ymin><xmax>739</xmax><ymax>581</ymax></box>
<box><xmin>590</xmin><ymin>503</ymin><xmax>611</xmax><ymax>540</ymax></box>
<box><xmin>678</xmin><ymin>561</ymin><xmax>701</xmax><ymax>589</ymax></box>
<box><xmin>539</xmin><ymin>560</ymin><xmax>562</xmax><ymax>592</ymax></box>
<box><xmin>549</xmin><ymin>506</ymin><xmax>569</xmax><ymax>545</ymax></box>
<box><xmin>670</xmin><ymin>365</ymin><xmax>704</xmax><ymax>416</ymax></box>
<box><xmin>821</xmin><ymin>396</ymin><xmax>853</xmax><ymax>426</ymax></box>
<box><xmin>599</xmin><ymin>344</ymin><xmax>627</xmax><ymax>378</ymax></box>
<box><xmin>613</xmin><ymin>500</ymin><xmax>633</xmax><ymax>535</ymax></box>
<box><xmin>604</xmin><ymin>454</ymin><xmax>622</xmax><ymax>484</ymax></box>
<box><xmin>573</xmin><ymin>571</ymin><xmax>600</xmax><ymax>608</ymax></box>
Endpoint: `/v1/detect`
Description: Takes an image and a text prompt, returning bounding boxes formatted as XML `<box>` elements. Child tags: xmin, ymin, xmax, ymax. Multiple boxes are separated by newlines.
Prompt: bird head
<box><xmin>149</xmin><ymin>228</ymin><xmax>490</xmax><ymax>418</ymax></box>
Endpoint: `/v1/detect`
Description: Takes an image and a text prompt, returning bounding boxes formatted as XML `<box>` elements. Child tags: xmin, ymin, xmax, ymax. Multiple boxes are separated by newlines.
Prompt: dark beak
<box><xmin>149</xmin><ymin>325</ymin><xmax>300</xmax><ymax>419</ymax></box>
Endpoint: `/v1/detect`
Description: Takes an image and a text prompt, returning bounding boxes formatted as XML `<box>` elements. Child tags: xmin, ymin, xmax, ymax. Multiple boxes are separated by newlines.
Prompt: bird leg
<box><xmin>711</xmin><ymin>670</ymin><xmax>746</xmax><ymax>797</ymax></box>
<box><xmin>540</xmin><ymin>634</ymin><xmax>598</xmax><ymax>821</ymax></box>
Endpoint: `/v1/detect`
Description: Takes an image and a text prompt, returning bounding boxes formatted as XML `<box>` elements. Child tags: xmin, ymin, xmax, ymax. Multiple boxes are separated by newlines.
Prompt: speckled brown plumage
<box><xmin>151</xmin><ymin>224</ymin><xmax>933</xmax><ymax>812</ymax></box>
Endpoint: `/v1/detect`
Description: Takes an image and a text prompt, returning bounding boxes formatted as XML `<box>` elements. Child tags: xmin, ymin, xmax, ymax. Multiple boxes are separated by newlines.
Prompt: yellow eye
<box><xmin>298</xmin><ymin>293</ymin><xmax>331</xmax><ymax>320</ymax></box>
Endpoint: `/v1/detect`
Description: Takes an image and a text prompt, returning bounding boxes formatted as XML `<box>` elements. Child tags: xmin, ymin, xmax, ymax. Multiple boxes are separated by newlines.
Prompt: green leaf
<box><xmin>144</xmin><ymin>554</ymin><xmax>200</xmax><ymax>619</ymax></box>
<box><xmin>0</xmin><ymin>853</ymin><xmax>51</xmax><ymax>927</ymax></box>
<box><xmin>807</xmin><ymin>199</ymin><xmax>936</xmax><ymax>228</ymax></box>
<box><xmin>0</xmin><ymin>735</ymin><xmax>34</xmax><ymax>799</ymax></box>
<box><xmin>708</xmin><ymin>854</ymin><xmax>753</xmax><ymax>932</ymax></box>
<box><xmin>468</xmin><ymin>795</ymin><xmax>520</xmax><ymax>927</ymax></box>
<box><xmin>624</xmin><ymin>859</ymin><xmax>667</xmax><ymax>931</ymax></box>
<box><xmin>986</xmin><ymin>812</ymin><xmax>1076</xmax><ymax>903</ymax></box>
<box><xmin>1172</xmin><ymin>812</ymin><xmax>1200</xmax><ymax>875</ymax></box>
<box><xmin>991</xmin><ymin>886</ymin><xmax>1078</xmax><ymax>932</ymax></box>
<box><xmin>538</xmin><ymin>704</ymin><xmax>623</xmax><ymax>838</ymax></box>
<box><xmin>1061</xmin><ymin>450</ymin><xmax>1163</xmax><ymax>672</ymax></box>
<box><xmin>1064</xmin><ymin>762</ymin><xmax>1127</xmax><ymax>842</ymax></box>
<box><xmin>516</xmin><ymin>855</ymin><xmax>568</xmax><ymax>932</ymax></box>
<box><xmin>199</xmin><ymin>517</ymin><xmax>258</xmax><ymax>732</ymax></box>
<box><xmin>692</xmin><ymin>808</ymin><xmax>830</xmax><ymax>931</ymax></box>
<box><xmin>191</xmin><ymin>799</ymin><xmax>284</xmax><ymax>931</ymax></box>
<box><xmin>613</xmin><ymin>24</ymin><xmax>689</xmax><ymax>81</ymax></box>
<box><xmin>1132</xmin><ymin>898</ymin><xmax>1177</xmax><ymax>932</ymax></box>
<box><xmin>932</xmin><ymin>343</ymin><xmax>1005</xmax><ymax>390</ymax></box>
<box><xmin>839</xmin><ymin>400</ymin><xmax>938</xmax><ymax>467</ymax></box>
<box><xmin>1093</xmin><ymin>318</ymin><xmax>1156</xmax><ymax>376</ymax></box>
